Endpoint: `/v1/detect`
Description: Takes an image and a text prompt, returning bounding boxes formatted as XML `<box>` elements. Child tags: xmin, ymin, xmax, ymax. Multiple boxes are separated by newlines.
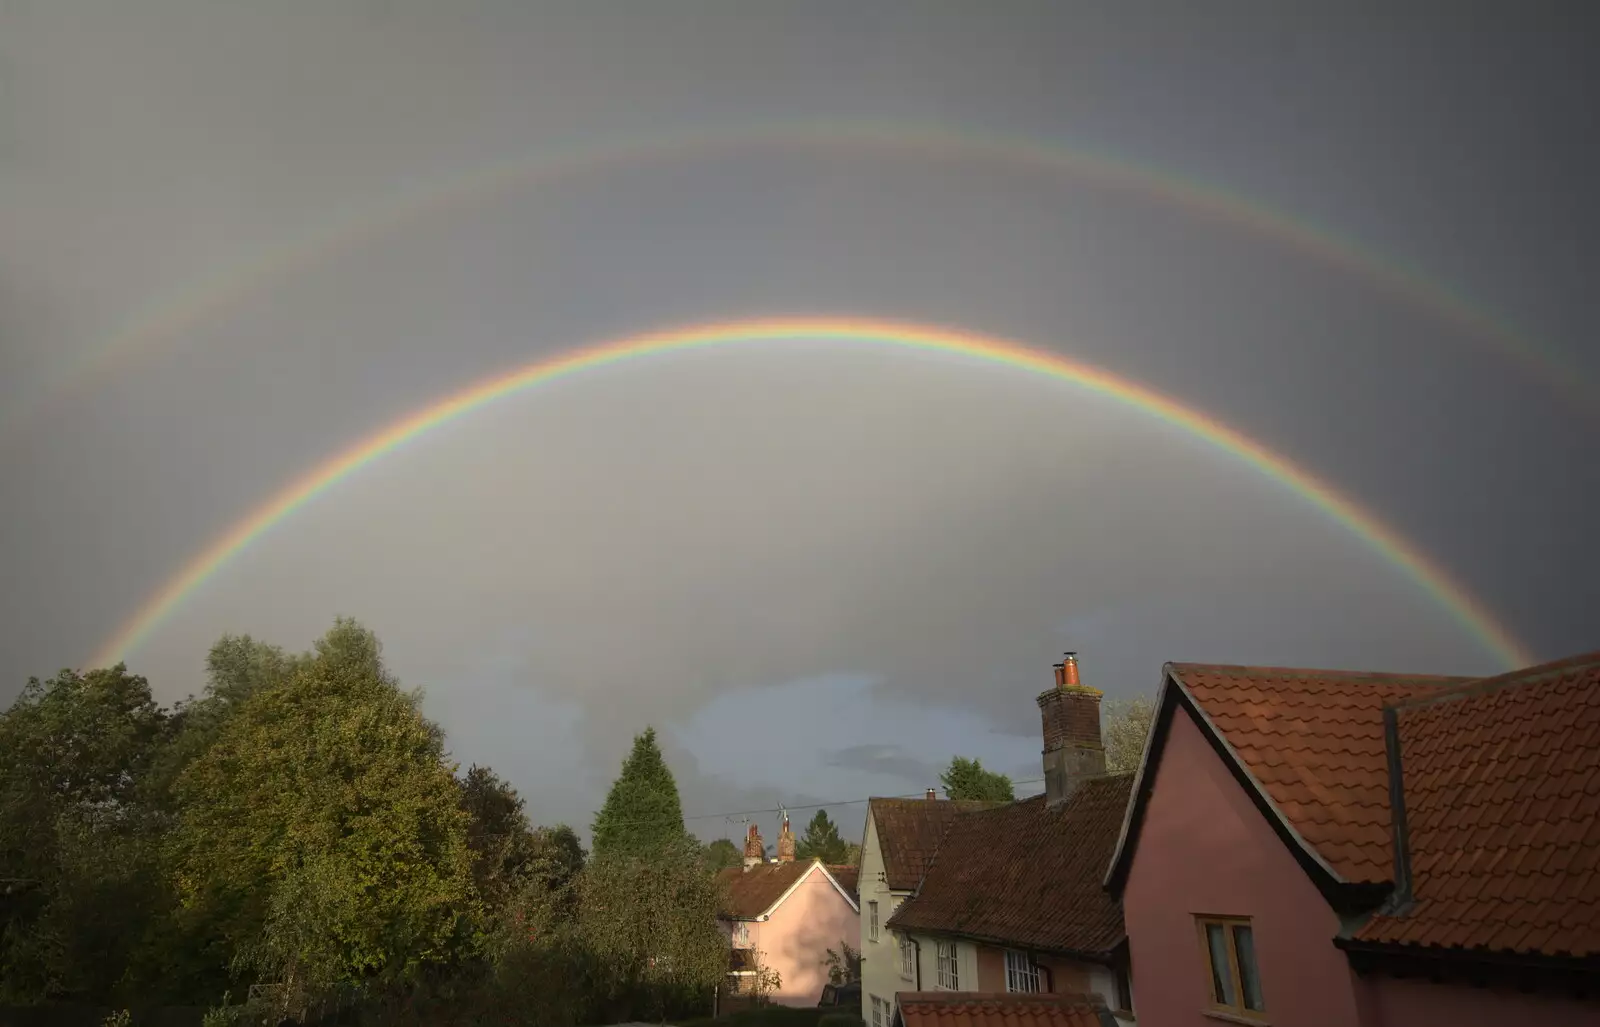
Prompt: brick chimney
<box><xmin>777</xmin><ymin>813</ymin><xmax>796</xmax><ymax>862</ymax></box>
<box><xmin>925</xmin><ymin>788</ymin><xmax>937</xmax><ymax>801</ymax></box>
<box><xmin>1038</xmin><ymin>651</ymin><xmax>1106</xmax><ymax>808</ymax></box>
<box><xmin>743</xmin><ymin>823</ymin><xmax>764</xmax><ymax>870</ymax></box>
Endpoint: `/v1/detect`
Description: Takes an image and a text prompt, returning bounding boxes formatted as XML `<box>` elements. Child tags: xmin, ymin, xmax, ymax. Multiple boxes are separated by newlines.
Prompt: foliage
<box><xmin>702</xmin><ymin>837</ymin><xmax>743</xmax><ymax>872</ymax></box>
<box><xmin>1103</xmin><ymin>696</ymin><xmax>1156</xmax><ymax>774</ymax></box>
<box><xmin>822</xmin><ymin>939</ymin><xmax>861</xmax><ymax>985</ymax></box>
<box><xmin>574</xmin><ymin>837</ymin><xmax>730</xmax><ymax>1020</ymax></box>
<box><xmin>460</xmin><ymin>764</ymin><xmax>540</xmax><ymax>914</ymax></box>
<box><xmin>794</xmin><ymin>810</ymin><xmax>850</xmax><ymax>864</ymax></box>
<box><xmin>818</xmin><ymin>1015</ymin><xmax>867</xmax><ymax>1027</ymax></box>
<box><xmin>590</xmin><ymin>727</ymin><xmax>690</xmax><ymax>861</ymax></box>
<box><xmin>99</xmin><ymin>1011</ymin><xmax>131</xmax><ymax>1027</ymax></box>
<box><xmin>677</xmin><ymin>1006</ymin><xmax>832</xmax><ymax>1027</ymax></box>
<box><xmin>841</xmin><ymin>841</ymin><xmax>862</xmax><ymax>865</ymax></box>
<box><xmin>0</xmin><ymin>665</ymin><xmax>174</xmax><ymax>1004</ymax></box>
<box><xmin>170</xmin><ymin>619</ymin><xmax>477</xmax><ymax>1007</ymax></box>
<box><xmin>938</xmin><ymin>756</ymin><xmax>1015</xmax><ymax>801</ymax></box>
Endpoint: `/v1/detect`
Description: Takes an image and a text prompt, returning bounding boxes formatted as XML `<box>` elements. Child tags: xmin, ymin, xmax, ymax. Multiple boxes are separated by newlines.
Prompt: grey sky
<box><xmin>2</xmin><ymin>1</ymin><xmax>1595</xmax><ymax>842</ymax></box>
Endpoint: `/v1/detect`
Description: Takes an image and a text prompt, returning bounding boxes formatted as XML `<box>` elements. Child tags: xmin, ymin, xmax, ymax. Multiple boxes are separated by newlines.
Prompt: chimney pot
<box><xmin>925</xmin><ymin>788</ymin><xmax>937</xmax><ymax>801</ymax></box>
<box><xmin>777</xmin><ymin>812</ymin><xmax>796</xmax><ymax>862</ymax></box>
<box><xmin>743</xmin><ymin>823</ymin><xmax>765</xmax><ymax>870</ymax></box>
<box><xmin>1038</xmin><ymin>651</ymin><xmax>1105</xmax><ymax>808</ymax></box>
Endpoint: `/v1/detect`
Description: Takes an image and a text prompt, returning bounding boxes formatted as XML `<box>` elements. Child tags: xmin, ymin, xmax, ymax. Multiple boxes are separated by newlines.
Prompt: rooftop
<box><xmin>895</xmin><ymin>991</ymin><xmax>1119</xmax><ymax>1027</ymax></box>
<box><xmin>887</xmin><ymin>775</ymin><xmax>1133</xmax><ymax>959</ymax></box>
<box><xmin>869</xmin><ymin>796</ymin><xmax>1006</xmax><ymax>892</ymax></box>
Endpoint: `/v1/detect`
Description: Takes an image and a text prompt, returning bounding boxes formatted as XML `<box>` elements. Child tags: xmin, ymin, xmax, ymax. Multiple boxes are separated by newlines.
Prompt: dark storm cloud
<box><xmin>824</xmin><ymin>746</ymin><xmax>942</xmax><ymax>787</ymax></box>
<box><xmin>2</xmin><ymin>0</ymin><xmax>1595</xmax><ymax>821</ymax></box>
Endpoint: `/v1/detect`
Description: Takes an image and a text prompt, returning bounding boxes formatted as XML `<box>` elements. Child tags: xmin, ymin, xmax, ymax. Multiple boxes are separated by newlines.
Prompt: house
<box><xmin>1106</xmin><ymin>651</ymin><xmax>1600</xmax><ymax>1027</ymax></box>
<box><xmin>716</xmin><ymin>814</ymin><xmax>861</xmax><ymax>1007</ymax></box>
<box><xmin>886</xmin><ymin>654</ymin><xmax>1135</xmax><ymax>1027</ymax></box>
<box><xmin>896</xmin><ymin>991</ymin><xmax>1121</xmax><ymax>1027</ymax></box>
<box><xmin>858</xmin><ymin>791</ymin><xmax>1002</xmax><ymax>1026</ymax></box>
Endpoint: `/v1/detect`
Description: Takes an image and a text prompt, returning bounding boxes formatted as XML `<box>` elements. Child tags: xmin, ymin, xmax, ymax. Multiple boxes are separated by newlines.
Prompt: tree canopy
<box><xmin>939</xmin><ymin>756</ymin><xmax>1015</xmax><ymax>801</ymax></box>
<box><xmin>794</xmin><ymin>809</ymin><xmax>851</xmax><ymax>863</ymax></box>
<box><xmin>170</xmin><ymin>619</ymin><xmax>477</xmax><ymax>1001</ymax></box>
<box><xmin>0</xmin><ymin>622</ymin><xmax>728</xmax><ymax>1026</ymax></box>
<box><xmin>1103</xmin><ymin>696</ymin><xmax>1155</xmax><ymax>774</ymax></box>
<box><xmin>590</xmin><ymin>727</ymin><xmax>690</xmax><ymax>860</ymax></box>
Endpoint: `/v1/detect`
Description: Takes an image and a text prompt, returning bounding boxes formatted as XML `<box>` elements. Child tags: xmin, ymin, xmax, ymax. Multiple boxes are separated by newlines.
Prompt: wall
<box><xmin>860</xmin><ymin>811</ymin><xmax>912</xmax><ymax>1024</ymax></box>
<box><xmin>970</xmin><ymin>945</ymin><xmax>1104</xmax><ymax>998</ymax></box>
<box><xmin>1121</xmin><ymin>706</ymin><xmax>1364</xmax><ymax>1027</ymax></box>
<box><xmin>761</xmin><ymin>864</ymin><xmax>862</xmax><ymax>1006</ymax></box>
<box><xmin>1358</xmin><ymin>975</ymin><xmax>1600</xmax><ymax>1027</ymax></box>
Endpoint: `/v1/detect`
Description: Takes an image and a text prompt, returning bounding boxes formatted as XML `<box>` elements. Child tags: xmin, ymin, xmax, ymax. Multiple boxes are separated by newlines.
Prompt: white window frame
<box><xmin>1004</xmin><ymin>950</ymin><xmax>1041</xmax><ymax>994</ymax></box>
<box><xmin>935</xmin><ymin>940</ymin><xmax>960</xmax><ymax>990</ymax></box>
<box><xmin>869</xmin><ymin>900</ymin><xmax>880</xmax><ymax>942</ymax></box>
<box><xmin>898</xmin><ymin>934</ymin><xmax>915</xmax><ymax>980</ymax></box>
<box><xmin>871</xmin><ymin>995</ymin><xmax>885</xmax><ymax>1027</ymax></box>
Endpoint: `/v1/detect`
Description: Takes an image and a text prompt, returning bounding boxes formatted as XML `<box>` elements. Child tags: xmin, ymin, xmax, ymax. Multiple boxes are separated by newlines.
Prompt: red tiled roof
<box><xmin>869</xmin><ymin>797</ymin><xmax>1005</xmax><ymax>891</ymax></box>
<box><xmin>886</xmin><ymin>775</ymin><xmax>1132</xmax><ymax>958</ymax></box>
<box><xmin>1169</xmin><ymin>662</ymin><xmax>1469</xmax><ymax>884</ymax></box>
<box><xmin>1352</xmin><ymin>652</ymin><xmax>1600</xmax><ymax>958</ymax></box>
<box><xmin>716</xmin><ymin>860</ymin><xmax>814</xmax><ymax>919</ymax></box>
<box><xmin>828</xmin><ymin>864</ymin><xmax>860</xmax><ymax>900</ymax></box>
<box><xmin>896</xmin><ymin>992</ymin><xmax>1117</xmax><ymax>1027</ymax></box>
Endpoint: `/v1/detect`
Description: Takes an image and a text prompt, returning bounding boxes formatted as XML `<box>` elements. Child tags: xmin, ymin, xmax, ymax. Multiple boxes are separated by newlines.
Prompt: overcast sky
<box><xmin>2</xmin><ymin>1</ymin><xmax>1595</xmax><ymax>844</ymax></box>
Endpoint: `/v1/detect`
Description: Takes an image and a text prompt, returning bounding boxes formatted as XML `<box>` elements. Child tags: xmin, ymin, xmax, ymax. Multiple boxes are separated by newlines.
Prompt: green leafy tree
<box><xmin>590</xmin><ymin>727</ymin><xmax>689</xmax><ymax>861</ymax></box>
<box><xmin>794</xmin><ymin>809</ymin><xmax>850</xmax><ymax>863</ymax></box>
<box><xmin>528</xmin><ymin>824</ymin><xmax>587</xmax><ymax>894</ymax></box>
<box><xmin>576</xmin><ymin>838</ymin><xmax>729</xmax><ymax>1021</ymax></box>
<box><xmin>939</xmin><ymin>756</ymin><xmax>1015</xmax><ymax>802</ymax></box>
<box><xmin>171</xmin><ymin>619</ymin><xmax>477</xmax><ymax>1008</ymax></box>
<box><xmin>1103</xmin><ymin>696</ymin><xmax>1155</xmax><ymax>774</ymax></box>
<box><xmin>461</xmin><ymin>765</ymin><xmax>539</xmax><ymax>913</ymax></box>
<box><xmin>701</xmin><ymin>837</ymin><xmax>742</xmax><ymax>872</ymax></box>
<box><xmin>0</xmin><ymin>665</ymin><xmax>173</xmax><ymax>1003</ymax></box>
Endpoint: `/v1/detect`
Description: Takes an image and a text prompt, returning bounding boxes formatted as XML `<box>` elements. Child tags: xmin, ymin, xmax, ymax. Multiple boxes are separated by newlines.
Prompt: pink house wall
<box><xmin>1122</xmin><ymin>707</ymin><xmax>1366</xmax><ymax>1027</ymax></box>
<box><xmin>750</xmin><ymin>868</ymin><xmax>861</xmax><ymax>1007</ymax></box>
<box><xmin>1357</xmin><ymin>975</ymin><xmax>1600</xmax><ymax>1027</ymax></box>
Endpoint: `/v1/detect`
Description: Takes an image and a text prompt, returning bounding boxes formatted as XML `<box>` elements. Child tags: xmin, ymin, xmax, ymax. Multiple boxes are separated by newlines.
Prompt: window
<box><xmin>899</xmin><ymin>935</ymin><xmax>916</xmax><ymax>980</ymax></box>
<box><xmin>871</xmin><ymin>995</ymin><xmax>886</xmax><ymax>1027</ymax></box>
<box><xmin>869</xmin><ymin>900</ymin><xmax>880</xmax><ymax>942</ymax></box>
<box><xmin>1197</xmin><ymin>916</ymin><xmax>1265</xmax><ymax>1018</ymax></box>
<box><xmin>1004</xmin><ymin>950</ymin><xmax>1040</xmax><ymax>993</ymax></box>
<box><xmin>936</xmin><ymin>941</ymin><xmax>960</xmax><ymax>990</ymax></box>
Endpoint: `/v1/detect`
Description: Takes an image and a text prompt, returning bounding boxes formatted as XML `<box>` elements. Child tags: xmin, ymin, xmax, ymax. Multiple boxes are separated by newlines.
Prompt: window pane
<box><xmin>1205</xmin><ymin>924</ymin><xmax>1236</xmax><ymax>1007</ymax></box>
<box><xmin>1233</xmin><ymin>925</ymin><xmax>1264</xmax><ymax>1012</ymax></box>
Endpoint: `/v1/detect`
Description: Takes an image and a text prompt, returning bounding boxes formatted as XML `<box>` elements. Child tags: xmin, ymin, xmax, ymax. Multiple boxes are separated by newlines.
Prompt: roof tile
<box><xmin>886</xmin><ymin>775</ymin><xmax>1132</xmax><ymax>957</ymax></box>
<box><xmin>716</xmin><ymin>860</ymin><xmax>815</xmax><ymax>919</ymax></box>
<box><xmin>1353</xmin><ymin>652</ymin><xmax>1600</xmax><ymax>958</ymax></box>
<box><xmin>1170</xmin><ymin>662</ymin><xmax>1469</xmax><ymax>885</ymax></box>
<box><xmin>895</xmin><ymin>992</ymin><xmax>1116</xmax><ymax>1027</ymax></box>
<box><xmin>869</xmin><ymin>797</ymin><xmax>1005</xmax><ymax>891</ymax></box>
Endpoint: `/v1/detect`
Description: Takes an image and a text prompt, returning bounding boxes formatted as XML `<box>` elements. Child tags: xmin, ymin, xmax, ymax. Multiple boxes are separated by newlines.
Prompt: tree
<box><xmin>461</xmin><ymin>765</ymin><xmax>539</xmax><ymax>912</ymax></box>
<box><xmin>822</xmin><ymin>939</ymin><xmax>861</xmax><ymax>984</ymax></box>
<box><xmin>1103</xmin><ymin>696</ymin><xmax>1155</xmax><ymax>774</ymax></box>
<box><xmin>528</xmin><ymin>824</ymin><xmax>587</xmax><ymax>900</ymax></box>
<box><xmin>794</xmin><ymin>810</ymin><xmax>850</xmax><ymax>864</ymax></box>
<box><xmin>701</xmin><ymin>838</ymin><xmax>742</xmax><ymax>872</ymax></box>
<box><xmin>590</xmin><ymin>728</ymin><xmax>689</xmax><ymax>861</ymax></box>
<box><xmin>575</xmin><ymin>838</ymin><xmax>729</xmax><ymax>1021</ymax></box>
<box><xmin>939</xmin><ymin>756</ymin><xmax>1014</xmax><ymax>802</ymax></box>
<box><xmin>171</xmin><ymin>620</ymin><xmax>477</xmax><ymax>1009</ymax></box>
<box><xmin>0</xmin><ymin>665</ymin><xmax>174</xmax><ymax>1004</ymax></box>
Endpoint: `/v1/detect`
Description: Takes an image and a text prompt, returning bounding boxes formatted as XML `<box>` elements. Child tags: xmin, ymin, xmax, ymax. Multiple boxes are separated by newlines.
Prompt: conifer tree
<box><xmin>590</xmin><ymin>727</ymin><xmax>689</xmax><ymax>860</ymax></box>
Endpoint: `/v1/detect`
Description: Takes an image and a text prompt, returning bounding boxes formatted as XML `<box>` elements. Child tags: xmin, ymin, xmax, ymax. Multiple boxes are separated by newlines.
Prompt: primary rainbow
<box><xmin>89</xmin><ymin>316</ymin><xmax>1535</xmax><ymax>671</ymax></box>
<box><xmin>8</xmin><ymin>120</ymin><xmax>1588</xmax><ymax>446</ymax></box>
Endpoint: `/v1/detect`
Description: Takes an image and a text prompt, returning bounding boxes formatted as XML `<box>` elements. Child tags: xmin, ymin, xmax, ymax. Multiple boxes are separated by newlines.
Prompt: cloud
<box><xmin>823</xmin><ymin>744</ymin><xmax>941</xmax><ymax>786</ymax></box>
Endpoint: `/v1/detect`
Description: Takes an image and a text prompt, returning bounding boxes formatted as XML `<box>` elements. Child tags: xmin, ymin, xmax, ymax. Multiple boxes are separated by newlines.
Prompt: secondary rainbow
<box><xmin>9</xmin><ymin>121</ymin><xmax>1587</xmax><ymax>446</ymax></box>
<box><xmin>89</xmin><ymin>316</ymin><xmax>1535</xmax><ymax>671</ymax></box>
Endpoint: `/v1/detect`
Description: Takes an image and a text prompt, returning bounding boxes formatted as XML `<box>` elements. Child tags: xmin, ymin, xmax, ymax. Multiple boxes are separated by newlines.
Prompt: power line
<box><xmin>592</xmin><ymin>778</ymin><xmax>1048</xmax><ymax>831</ymax></box>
